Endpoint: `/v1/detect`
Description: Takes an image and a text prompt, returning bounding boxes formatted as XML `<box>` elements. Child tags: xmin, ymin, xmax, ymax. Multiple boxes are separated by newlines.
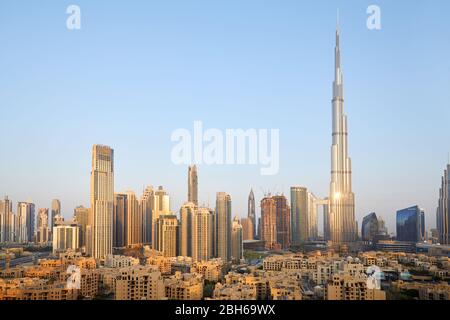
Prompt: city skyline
<box><xmin>0</xmin><ymin>2</ymin><xmax>449</xmax><ymax>305</ymax></box>
<box><xmin>1</xmin><ymin>1</ymin><xmax>450</xmax><ymax>234</ymax></box>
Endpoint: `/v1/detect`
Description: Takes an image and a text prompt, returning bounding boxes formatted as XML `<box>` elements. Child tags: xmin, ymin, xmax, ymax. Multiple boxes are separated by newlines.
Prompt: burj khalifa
<box><xmin>328</xmin><ymin>24</ymin><xmax>356</xmax><ymax>243</ymax></box>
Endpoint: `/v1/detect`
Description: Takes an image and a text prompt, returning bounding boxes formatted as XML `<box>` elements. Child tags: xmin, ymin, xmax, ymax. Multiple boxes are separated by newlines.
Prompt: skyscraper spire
<box><xmin>328</xmin><ymin>20</ymin><xmax>356</xmax><ymax>244</ymax></box>
<box><xmin>337</xmin><ymin>8</ymin><xmax>340</xmax><ymax>32</ymax></box>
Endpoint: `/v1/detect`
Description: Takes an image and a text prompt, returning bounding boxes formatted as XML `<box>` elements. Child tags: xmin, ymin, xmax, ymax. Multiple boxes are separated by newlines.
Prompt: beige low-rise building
<box><xmin>146</xmin><ymin>255</ymin><xmax>173</xmax><ymax>275</ymax></box>
<box><xmin>213</xmin><ymin>282</ymin><xmax>257</xmax><ymax>300</ymax></box>
<box><xmin>164</xmin><ymin>272</ymin><xmax>203</xmax><ymax>300</ymax></box>
<box><xmin>326</xmin><ymin>274</ymin><xmax>386</xmax><ymax>300</ymax></box>
<box><xmin>0</xmin><ymin>278</ymin><xmax>78</xmax><ymax>300</ymax></box>
<box><xmin>191</xmin><ymin>259</ymin><xmax>223</xmax><ymax>282</ymax></box>
<box><xmin>115</xmin><ymin>265</ymin><xmax>165</xmax><ymax>300</ymax></box>
<box><xmin>106</xmin><ymin>254</ymin><xmax>140</xmax><ymax>268</ymax></box>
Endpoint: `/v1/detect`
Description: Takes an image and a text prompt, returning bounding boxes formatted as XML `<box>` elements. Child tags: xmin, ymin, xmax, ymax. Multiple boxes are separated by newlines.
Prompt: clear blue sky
<box><xmin>1</xmin><ymin>0</ymin><xmax>449</xmax><ymax>234</ymax></box>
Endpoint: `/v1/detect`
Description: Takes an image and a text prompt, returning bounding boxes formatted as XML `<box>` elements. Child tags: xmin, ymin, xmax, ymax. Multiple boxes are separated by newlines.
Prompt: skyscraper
<box><xmin>361</xmin><ymin>212</ymin><xmax>379</xmax><ymax>242</ymax></box>
<box><xmin>140</xmin><ymin>186</ymin><xmax>154</xmax><ymax>244</ymax></box>
<box><xmin>52</xmin><ymin>221</ymin><xmax>79</xmax><ymax>254</ymax></box>
<box><xmin>216</xmin><ymin>192</ymin><xmax>232</xmax><ymax>262</ymax></box>
<box><xmin>0</xmin><ymin>196</ymin><xmax>13</xmax><ymax>243</ymax></box>
<box><xmin>125</xmin><ymin>191</ymin><xmax>141</xmax><ymax>246</ymax></box>
<box><xmin>192</xmin><ymin>207</ymin><xmax>213</xmax><ymax>262</ymax></box>
<box><xmin>152</xmin><ymin>186</ymin><xmax>171</xmax><ymax>248</ymax></box>
<box><xmin>323</xmin><ymin>197</ymin><xmax>330</xmax><ymax>241</ymax></box>
<box><xmin>261</xmin><ymin>196</ymin><xmax>277</xmax><ymax>250</ymax></box>
<box><xmin>274</xmin><ymin>195</ymin><xmax>290</xmax><ymax>249</ymax></box>
<box><xmin>90</xmin><ymin>145</ymin><xmax>114</xmax><ymax>260</ymax></box>
<box><xmin>328</xmin><ymin>24</ymin><xmax>356</xmax><ymax>243</ymax></box>
<box><xmin>290</xmin><ymin>187</ymin><xmax>308</xmax><ymax>245</ymax></box>
<box><xmin>188</xmin><ymin>165</ymin><xmax>198</xmax><ymax>206</ymax></box>
<box><xmin>248</xmin><ymin>189</ymin><xmax>256</xmax><ymax>240</ymax></box>
<box><xmin>17</xmin><ymin>202</ymin><xmax>35</xmax><ymax>243</ymax></box>
<box><xmin>155</xmin><ymin>215</ymin><xmax>179</xmax><ymax>257</ymax></box>
<box><xmin>180</xmin><ymin>202</ymin><xmax>196</xmax><ymax>257</ymax></box>
<box><xmin>113</xmin><ymin>193</ymin><xmax>127</xmax><ymax>248</ymax></box>
<box><xmin>51</xmin><ymin>199</ymin><xmax>61</xmax><ymax>231</ymax></box>
<box><xmin>307</xmin><ymin>193</ymin><xmax>319</xmax><ymax>240</ymax></box>
<box><xmin>396</xmin><ymin>206</ymin><xmax>424</xmax><ymax>243</ymax></box>
<box><xmin>231</xmin><ymin>216</ymin><xmax>243</xmax><ymax>263</ymax></box>
<box><xmin>240</xmin><ymin>218</ymin><xmax>254</xmax><ymax>241</ymax></box>
<box><xmin>437</xmin><ymin>163</ymin><xmax>449</xmax><ymax>244</ymax></box>
<box><xmin>74</xmin><ymin>206</ymin><xmax>89</xmax><ymax>248</ymax></box>
<box><xmin>36</xmin><ymin>208</ymin><xmax>49</xmax><ymax>244</ymax></box>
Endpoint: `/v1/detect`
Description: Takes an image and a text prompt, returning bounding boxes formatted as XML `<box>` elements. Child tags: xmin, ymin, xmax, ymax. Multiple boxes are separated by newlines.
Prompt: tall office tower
<box><xmin>52</xmin><ymin>222</ymin><xmax>79</xmax><ymax>254</ymax></box>
<box><xmin>240</xmin><ymin>218</ymin><xmax>254</xmax><ymax>241</ymax></box>
<box><xmin>140</xmin><ymin>186</ymin><xmax>154</xmax><ymax>244</ymax></box>
<box><xmin>274</xmin><ymin>195</ymin><xmax>290</xmax><ymax>249</ymax></box>
<box><xmin>74</xmin><ymin>206</ymin><xmax>89</xmax><ymax>248</ymax></box>
<box><xmin>437</xmin><ymin>163</ymin><xmax>449</xmax><ymax>244</ymax></box>
<box><xmin>290</xmin><ymin>187</ymin><xmax>308</xmax><ymax>245</ymax></box>
<box><xmin>248</xmin><ymin>189</ymin><xmax>256</xmax><ymax>239</ymax></box>
<box><xmin>260</xmin><ymin>196</ymin><xmax>277</xmax><ymax>250</ymax></box>
<box><xmin>155</xmin><ymin>215</ymin><xmax>179</xmax><ymax>257</ymax></box>
<box><xmin>361</xmin><ymin>212</ymin><xmax>379</xmax><ymax>242</ymax></box>
<box><xmin>124</xmin><ymin>191</ymin><xmax>141</xmax><ymax>246</ymax></box>
<box><xmin>328</xmin><ymin>24</ymin><xmax>356</xmax><ymax>243</ymax></box>
<box><xmin>231</xmin><ymin>217</ymin><xmax>243</xmax><ymax>263</ymax></box>
<box><xmin>0</xmin><ymin>196</ymin><xmax>13</xmax><ymax>242</ymax></box>
<box><xmin>36</xmin><ymin>208</ymin><xmax>49</xmax><ymax>244</ymax></box>
<box><xmin>17</xmin><ymin>202</ymin><xmax>35</xmax><ymax>243</ymax></box>
<box><xmin>192</xmin><ymin>207</ymin><xmax>213</xmax><ymax>262</ymax></box>
<box><xmin>216</xmin><ymin>192</ymin><xmax>232</xmax><ymax>262</ymax></box>
<box><xmin>51</xmin><ymin>199</ymin><xmax>61</xmax><ymax>231</ymax></box>
<box><xmin>90</xmin><ymin>145</ymin><xmax>114</xmax><ymax>260</ymax></box>
<box><xmin>113</xmin><ymin>193</ymin><xmax>127</xmax><ymax>248</ymax></box>
<box><xmin>152</xmin><ymin>186</ymin><xmax>171</xmax><ymax>248</ymax></box>
<box><xmin>396</xmin><ymin>206</ymin><xmax>424</xmax><ymax>242</ymax></box>
<box><xmin>180</xmin><ymin>202</ymin><xmax>196</xmax><ymax>257</ymax></box>
<box><xmin>188</xmin><ymin>165</ymin><xmax>198</xmax><ymax>205</ymax></box>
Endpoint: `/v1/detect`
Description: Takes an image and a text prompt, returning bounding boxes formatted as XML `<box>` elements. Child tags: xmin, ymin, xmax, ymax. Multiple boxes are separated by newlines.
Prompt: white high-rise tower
<box><xmin>90</xmin><ymin>145</ymin><xmax>114</xmax><ymax>259</ymax></box>
<box><xmin>328</xmin><ymin>23</ymin><xmax>356</xmax><ymax>243</ymax></box>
